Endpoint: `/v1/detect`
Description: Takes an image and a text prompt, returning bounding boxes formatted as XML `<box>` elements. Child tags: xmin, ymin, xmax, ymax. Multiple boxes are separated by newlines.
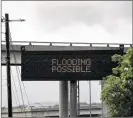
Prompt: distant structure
<box><xmin>2</xmin><ymin>102</ymin><xmax>102</xmax><ymax>117</ymax></box>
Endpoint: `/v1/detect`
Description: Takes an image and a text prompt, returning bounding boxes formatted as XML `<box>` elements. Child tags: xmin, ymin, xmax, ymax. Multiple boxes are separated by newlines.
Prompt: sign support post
<box><xmin>59</xmin><ymin>81</ymin><xmax>68</xmax><ymax>117</ymax></box>
<box><xmin>70</xmin><ymin>80</ymin><xmax>77</xmax><ymax>117</ymax></box>
<box><xmin>89</xmin><ymin>80</ymin><xmax>91</xmax><ymax>117</ymax></box>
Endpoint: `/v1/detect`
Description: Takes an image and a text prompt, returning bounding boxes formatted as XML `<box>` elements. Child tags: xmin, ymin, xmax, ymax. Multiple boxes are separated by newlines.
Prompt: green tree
<box><xmin>102</xmin><ymin>48</ymin><xmax>133</xmax><ymax>117</ymax></box>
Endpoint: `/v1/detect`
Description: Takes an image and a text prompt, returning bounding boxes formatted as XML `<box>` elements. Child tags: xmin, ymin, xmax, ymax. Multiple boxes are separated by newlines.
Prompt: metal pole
<box><xmin>70</xmin><ymin>80</ymin><xmax>77</xmax><ymax>117</ymax></box>
<box><xmin>68</xmin><ymin>81</ymin><xmax>70</xmax><ymax>117</ymax></box>
<box><xmin>101</xmin><ymin>80</ymin><xmax>108</xmax><ymax>117</ymax></box>
<box><xmin>5</xmin><ymin>13</ymin><xmax>12</xmax><ymax>117</ymax></box>
<box><xmin>89</xmin><ymin>81</ymin><xmax>91</xmax><ymax>117</ymax></box>
<box><xmin>59</xmin><ymin>81</ymin><xmax>68</xmax><ymax>117</ymax></box>
<box><xmin>101</xmin><ymin>80</ymin><xmax>104</xmax><ymax>117</ymax></box>
<box><xmin>77</xmin><ymin>80</ymin><xmax>80</xmax><ymax>116</ymax></box>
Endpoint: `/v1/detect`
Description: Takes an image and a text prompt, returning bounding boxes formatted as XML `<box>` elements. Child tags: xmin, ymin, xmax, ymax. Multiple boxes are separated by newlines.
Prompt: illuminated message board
<box><xmin>21</xmin><ymin>50</ymin><xmax>121</xmax><ymax>81</ymax></box>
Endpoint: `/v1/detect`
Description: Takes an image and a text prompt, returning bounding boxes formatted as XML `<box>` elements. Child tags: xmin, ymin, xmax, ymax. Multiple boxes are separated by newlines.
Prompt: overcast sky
<box><xmin>1</xmin><ymin>1</ymin><xmax>132</xmax><ymax>107</ymax></box>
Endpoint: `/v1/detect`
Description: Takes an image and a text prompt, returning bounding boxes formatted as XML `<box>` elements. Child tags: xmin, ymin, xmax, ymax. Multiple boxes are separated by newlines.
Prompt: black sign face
<box><xmin>21</xmin><ymin>50</ymin><xmax>121</xmax><ymax>81</ymax></box>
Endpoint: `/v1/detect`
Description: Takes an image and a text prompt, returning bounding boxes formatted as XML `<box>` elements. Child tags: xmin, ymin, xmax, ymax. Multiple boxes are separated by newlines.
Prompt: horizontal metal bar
<box><xmin>1</xmin><ymin>63</ymin><xmax>21</xmax><ymax>66</ymax></box>
<box><xmin>2</xmin><ymin>40</ymin><xmax>133</xmax><ymax>46</ymax></box>
<box><xmin>1</xmin><ymin>117</ymin><xmax>125</xmax><ymax>118</ymax></box>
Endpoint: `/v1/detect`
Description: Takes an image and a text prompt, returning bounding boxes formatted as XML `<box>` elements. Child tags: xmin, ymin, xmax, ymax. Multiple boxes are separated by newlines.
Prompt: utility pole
<box><xmin>2</xmin><ymin>13</ymin><xmax>25</xmax><ymax>117</ymax></box>
<box><xmin>5</xmin><ymin>13</ymin><xmax>12</xmax><ymax>117</ymax></box>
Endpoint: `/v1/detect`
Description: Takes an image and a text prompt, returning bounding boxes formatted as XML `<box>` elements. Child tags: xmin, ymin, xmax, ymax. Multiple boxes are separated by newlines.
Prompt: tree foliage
<box><xmin>101</xmin><ymin>48</ymin><xmax>133</xmax><ymax>117</ymax></box>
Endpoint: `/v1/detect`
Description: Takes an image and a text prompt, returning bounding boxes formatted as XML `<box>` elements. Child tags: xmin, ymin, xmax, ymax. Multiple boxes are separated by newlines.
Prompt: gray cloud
<box><xmin>34</xmin><ymin>1</ymin><xmax>132</xmax><ymax>32</ymax></box>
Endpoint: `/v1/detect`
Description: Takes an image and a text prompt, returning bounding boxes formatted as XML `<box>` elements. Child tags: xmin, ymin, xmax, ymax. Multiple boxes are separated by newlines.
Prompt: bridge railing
<box><xmin>2</xmin><ymin>40</ymin><xmax>133</xmax><ymax>47</ymax></box>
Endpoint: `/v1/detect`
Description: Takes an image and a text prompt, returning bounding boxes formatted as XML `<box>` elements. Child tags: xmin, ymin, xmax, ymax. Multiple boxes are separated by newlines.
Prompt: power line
<box><xmin>9</xmin><ymin>28</ymin><xmax>30</xmax><ymax>117</ymax></box>
<box><xmin>11</xmin><ymin>71</ymin><xmax>24</xmax><ymax>117</ymax></box>
<box><xmin>14</xmin><ymin>62</ymin><xmax>31</xmax><ymax>108</ymax></box>
<box><xmin>14</xmin><ymin>65</ymin><xmax>27</xmax><ymax>117</ymax></box>
<box><xmin>12</xmin><ymin>84</ymin><xmax>19</xmax><ymax>108</ymax></box>
<box><xmin>2</xmin><ymin>13</ymin><xmax>26</xmax><ymax>117</ymax></box>
<box><xmin>8</xmin><ymin>29</ymin><xmax>30</xmax><ymax>106</ymax></box>
<box><xmin>11</xmin><ymin>70</ymin><xmax>22</xmax><ymax>110</ymax></box>
<box><xmin>8</xmin><ymin>29</ymin><xmax>27</xmax><ymax>117</ymax></box>
<box><xmin>9</xmin><ymin>28</ymin><xmax>30</xmax><ymax>108</ymax></box>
